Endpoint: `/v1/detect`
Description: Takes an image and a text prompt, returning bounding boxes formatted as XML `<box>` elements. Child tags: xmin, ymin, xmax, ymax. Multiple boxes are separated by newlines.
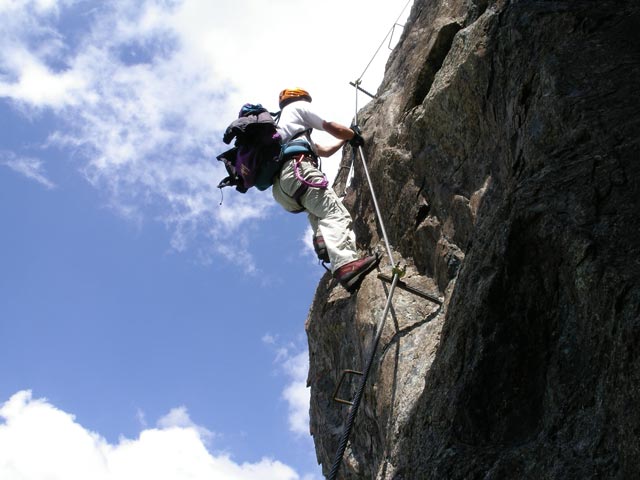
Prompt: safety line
<box><xmin>327</xmin><ymin>273</ymin><xmax>400</xmax><ymax>480</ymax></box>
<box><xmin>327</xmin><ymin>4</ymin><xmax>416</xmax><ymax>477</ymax></box>
<box><xmin>357</xmin><ymin>144</ymin><xmax>395</xmax><ymax>268</ymax></box>
<box><xmin>354</xmin><ymin>0</ymin><xmax>414</xmax><ymax>85</ymax></box>
<box><xmin>354</xmin><ymin>0</ymin><xmax>414</xmax><ymax>122</ymax></box>
<box><xmin>327</xmin><ymin>137</ymin><xmax>402</xmax><ymax>480</ymax></box>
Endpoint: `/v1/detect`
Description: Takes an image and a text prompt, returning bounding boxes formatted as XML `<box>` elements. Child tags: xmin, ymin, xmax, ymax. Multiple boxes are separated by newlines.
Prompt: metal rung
<box><xmin>377</xmin><ymin>273</ymin><xmax>443</xmax><ymax>305</ymax></box>
<box><xmin>349</xmin><ymin>81</ymin><xmax>377</xmax><ymax>100</ymax></box>
<box><xmin>388</xmin><ymin>23</ymin><xmax>405</xmax><ymax>50</ymax></box>
<box><xmin>333</xmin><ymin>369</ymin><xmax>364</xmax><ymax>406</ymax></box>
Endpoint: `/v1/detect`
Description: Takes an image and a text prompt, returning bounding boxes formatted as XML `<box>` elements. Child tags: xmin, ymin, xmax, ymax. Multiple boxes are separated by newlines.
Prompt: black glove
<box><xmin>349</xmin><ymin>125</ymin><xmax>364</xmax><ymax>148</ymax></box>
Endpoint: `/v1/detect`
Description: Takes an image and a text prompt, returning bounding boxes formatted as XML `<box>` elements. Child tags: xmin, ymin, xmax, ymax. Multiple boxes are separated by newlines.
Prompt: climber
<box><xmin>273</xmin><ymin>87</ymin><xmax>379</xmax><ymax>293</ymax></box>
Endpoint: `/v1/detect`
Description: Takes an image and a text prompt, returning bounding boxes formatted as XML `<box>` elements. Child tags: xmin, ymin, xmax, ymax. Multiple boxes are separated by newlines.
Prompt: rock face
<box><xmin>306</xmin><ymin>0</ymin><xmax>640</xmax><ymax>478</ymax></box>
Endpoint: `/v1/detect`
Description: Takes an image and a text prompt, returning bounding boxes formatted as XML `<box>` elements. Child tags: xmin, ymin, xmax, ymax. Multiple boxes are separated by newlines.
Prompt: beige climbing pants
<box><xmin>272</xmin><ymin>156</ymin><xmax>359</xmax><ymax>271</ymax></box>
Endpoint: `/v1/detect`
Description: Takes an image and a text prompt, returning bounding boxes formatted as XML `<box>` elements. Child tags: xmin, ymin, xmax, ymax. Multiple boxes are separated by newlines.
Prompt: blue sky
<box><xmin>0</xmin><ymin>1</ymin><xmax>410</xmax><ymax>478</ymax></box>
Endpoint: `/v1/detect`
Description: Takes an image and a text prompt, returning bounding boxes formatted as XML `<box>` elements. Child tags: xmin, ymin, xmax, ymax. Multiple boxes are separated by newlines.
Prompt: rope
<box><xmin>293</xmin><ymin>154</ymin><xmax>328</xmax><ymax>189</ymax></box>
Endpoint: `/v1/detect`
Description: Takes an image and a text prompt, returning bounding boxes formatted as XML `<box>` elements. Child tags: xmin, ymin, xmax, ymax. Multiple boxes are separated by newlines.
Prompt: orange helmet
<box><xmin>278</xmin><ymin>88</ymin><xmax>312</xmax><ymax>109</ymax></box>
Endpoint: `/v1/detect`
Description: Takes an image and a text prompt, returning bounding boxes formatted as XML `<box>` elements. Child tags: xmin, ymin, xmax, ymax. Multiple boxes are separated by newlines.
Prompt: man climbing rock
<box><xmin>273</xmin><ymin>88</ymin><xmax>379</xmax><ymax>293</ymax></box>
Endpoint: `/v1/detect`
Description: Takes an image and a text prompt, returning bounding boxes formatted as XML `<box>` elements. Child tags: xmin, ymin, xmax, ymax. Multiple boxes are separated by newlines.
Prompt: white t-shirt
<box><xmin>277</xmin><ymin>101</ymin><xmax>325</xmax><ymax>143</ymax></box>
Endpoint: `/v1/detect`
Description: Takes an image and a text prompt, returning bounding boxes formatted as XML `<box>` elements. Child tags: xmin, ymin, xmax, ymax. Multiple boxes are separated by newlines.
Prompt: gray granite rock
<box><xmin>308</xmin><ymin>0</ymin><xmax>640</xmax><ymax>478</ymax></box>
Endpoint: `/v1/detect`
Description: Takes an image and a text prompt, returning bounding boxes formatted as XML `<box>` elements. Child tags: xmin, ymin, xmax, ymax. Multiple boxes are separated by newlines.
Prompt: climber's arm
<box><xmin>322</xmin><ymin>121</ymin><xmax>356</xmax><ymax>141</ymax></box>
<box><xmin>315</xmin><ymin>138</ymin><xmax>349</xmax><ymax>158</ymax></box>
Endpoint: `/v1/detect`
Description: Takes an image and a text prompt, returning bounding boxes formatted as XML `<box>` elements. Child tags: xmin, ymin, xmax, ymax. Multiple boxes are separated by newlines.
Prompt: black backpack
<box><xmin>216</xmin><ymin>104</ymin><xmax>283</xmax><ymax>193</ymax></box>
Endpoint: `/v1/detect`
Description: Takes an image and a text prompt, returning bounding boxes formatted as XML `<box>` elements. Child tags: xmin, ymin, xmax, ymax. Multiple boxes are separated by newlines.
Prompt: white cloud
<box><xmin>215</xmin><ymin>239</ymin><xmax>258</xmax><ymax>275</ymax></box>
<box><xmin>135</xmin><ymin>408</ymin><xmax>147</xmax><ymax>428</ymax></box>
<box><xmin>1</xmin><ymin>151</ymin><xmax>56</xmax><ymax>188</ymax></box>
<box><xmin>261</xmin><ymin>336</ymin><xmax>311</xmax><ymax>436</ymax></box>
<box><xmin>0</xmin><ymin>0</ymin><xmax>63</xmax><ymax>17</ymax></box>
<box><xmin>262</xmin><ymin>333</ymin><xmax>277</xmax><ymax>345</ymax></box>
<box><xmin>16</xmin><ymin>0</ymin><xmax>63</xmax><ymax>14</ymax></box>
<box><xmin>156</xmin><ymin>406</ymin><xmax>215</xmax><ymax>443</ymax></box>
<box><xmin>283</xmin><ymin>351</ymin><xmax>311</xmax><ymax>437</ymax></box>
<box><xmin>0</xmin><ymin>390</ymin><xmax>301</xmax><ymax>480</ymax></box>
<box><xmin>300</xmin><ymin>225</ymin><xmax>318</xmax><ymax>264</ymax></box>
<box><xmin>0</xmin><ymin>0</ymin><xmax>412</xmax><ymax>264</ymax></box>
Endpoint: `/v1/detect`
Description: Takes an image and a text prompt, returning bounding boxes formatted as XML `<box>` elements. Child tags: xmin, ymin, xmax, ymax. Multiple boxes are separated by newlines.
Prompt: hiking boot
<box><xmin>313</xmin><ymin>235</ymin><xmax>330</xmax><ymax>263</ymax></box>
<box><xmin>334</xmin><ymin>254</ymin><xmax>380</xmax><ymax>293</ymax></box>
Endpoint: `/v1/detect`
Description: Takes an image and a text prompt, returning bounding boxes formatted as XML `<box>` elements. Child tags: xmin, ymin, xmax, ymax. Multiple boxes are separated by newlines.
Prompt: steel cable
<box><xmin>327</xmin><ymin>3</ymin><xmax>415</xmax><ymax>477</ymax></box>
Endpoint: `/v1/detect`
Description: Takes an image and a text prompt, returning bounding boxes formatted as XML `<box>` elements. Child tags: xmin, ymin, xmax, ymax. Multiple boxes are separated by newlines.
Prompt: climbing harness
<box><xmin>278</xmin><ymin>128</ymin><xmax>328</xmax><ymax>212</ymax></box>
<box><xmin>326</xmin><ymin>3</ymin><xmax>444</xmax><ymax>478</ymax></box>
